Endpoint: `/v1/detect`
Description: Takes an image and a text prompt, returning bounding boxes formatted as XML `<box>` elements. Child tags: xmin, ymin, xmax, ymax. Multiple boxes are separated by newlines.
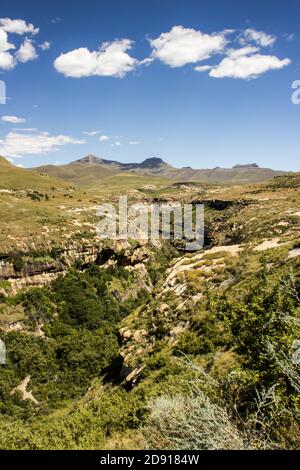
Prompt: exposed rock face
<box><xmin>0</xmin><ymin>240</ymin><xmax>155</xmax><ymax>295</ymax></box>
<box><xmin>117</xmin><ymin>241</ymin><xmax>244</xmax><ymax>381</ymax></box>
<box><xmin>73</xmin><ymin>155</ymin><xmax>106</xmax><ymax>165</ymax></box>
<box><xmin>0</xmin><ymin>247</ymin><xmax>95</xmax><ymax>294</ymax></box>
<box><xmin>289</xmin><ymin>248</ymin><xmax>300</xmax><ymax>259</ymax></box>
<box><xmin>0</xmin><ymin>260</ymin><xmax>64</xmax><ymax>279</ymax></box>
<box><xmin>233</xmin><ymin>163</ymin><xmax>259</xmax><ymax>169</ymax></box>
<box><xmin>6</xmin><ymin>272</ymin><xmax>62</xmax><ymax>295</ymax></box>
<box><xmin>254</xmin><ymin>238</ymin><xmax>285</xmax><ymax>251</ymax></box>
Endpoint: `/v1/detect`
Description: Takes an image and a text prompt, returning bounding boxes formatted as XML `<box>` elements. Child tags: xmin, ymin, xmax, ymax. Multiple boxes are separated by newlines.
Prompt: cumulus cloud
<box><xmin>194</xmin><ymin>31</ymin><xmax>290</xmax><ymax>80</ymax></box>
<box><xmin>194</xmin><ymin>64</ymin><xmax>213</xmax><ymax>72</ymax></box>
<box><xmin>226</xmin><ymin>46</ymin><xmax>260</xmax><ymax>59</ymax></box>
<box><xmin>129</xmin><ymin>141</ymin><xmax>140</xmax><ymax>145</ymax></box>
<box><xmin>99</xmin><ymin>135</ymin><xmax>109</xmax><ymax>142</ymax></box>
<box><xmin>0</xmin><ymin>29</ymin><xmax>15</xmax><ymax>69</ymax></box>
<box><xmin>1</xmin><ymin>115</ymin><xmax>26</xmax><ymax>123</ymax></box>
<box><xmin>0</xmin><ymin>29</ymin><xmax>15</xmax><ymax>52</ymax></box>
<box><xmin>52</xmin><ymin>25</ymin><xmax>290</xmax><ymax>81</ymax></box>
<box><xmin>241</xmin><ymin>28</ymin><xmax>276</xmax><ymax>47</ymax></box>
<box><xmin>148</xmin><ymin>25</ymin><xmax>229</xmax><ymax>67</ymax></box>
<box><xmin>0</xmin><ymin>18</ymin><xmax>49</xmax><ymax>70</ymax></box>
<box><xmin>38</xmin><ymin>41</ymin><xmax>51</xmax><ymax>51</ymax></box>
<box><xmin>0</xmin><ymin>51</ymin><xmax>15</xmax><ymax>70</ymax></box>
<box><xmin>0</xmin><ymin>131</ymin><xmax>85</xmax><ymax>158</ymax></box>
<box><xmin>148</xmin><ymin>25</ymin><xmax>288</xmax><ymax>80</ymax></box>
<box><xmin>54</xmin><ymin>39</ymin><xmax>138</xmax><ymax>78</ymax></box>
<box><xmin>209</xmin><ymin>54</ymin><xmax>290</xmax><ymax>79</ymax></box>
<box><xmin>0</xmin><ymin>18</ymin><xmax>39</xmax><ymax>35</ymax></box>
<box><xmin>16</xmin><ymin>39</ymin><xmax>38</xmax><ymax>63</ymax></box>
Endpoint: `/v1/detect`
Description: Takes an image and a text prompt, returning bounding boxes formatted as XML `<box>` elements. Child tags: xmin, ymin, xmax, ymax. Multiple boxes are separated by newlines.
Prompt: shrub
<box><xmin>144</xmin><ymin>385</ymin><xmax>245</xmax><ymax>450</ymax></box>
<box><xmin>12</xmin><ymin>255</ymin><xmax>24</xmax><ymax>272</ymax></box>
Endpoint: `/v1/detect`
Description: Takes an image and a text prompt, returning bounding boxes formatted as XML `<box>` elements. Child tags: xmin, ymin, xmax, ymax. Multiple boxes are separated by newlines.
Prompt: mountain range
<box><xmin>35</xmin><ymin>155</ymin><xmax>286</xmax><ymax>187</ymax></box>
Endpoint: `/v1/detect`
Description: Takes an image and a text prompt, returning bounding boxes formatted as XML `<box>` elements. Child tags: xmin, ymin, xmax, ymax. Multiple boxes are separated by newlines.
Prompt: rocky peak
<box><xmin>139</xmin><ymin>157</ymin><xmax>169</xmax><ymax>169</ymax></box>
<box><xmin>73</xmin><ymin>155</ymin><xmax>105</xmax><ymax>165</ymax></box>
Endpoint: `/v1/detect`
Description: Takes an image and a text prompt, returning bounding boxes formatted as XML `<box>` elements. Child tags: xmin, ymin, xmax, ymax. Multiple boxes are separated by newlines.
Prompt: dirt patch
<box><xmin>11</xmin><ymin>375</ymin><xmax>39</xmax><ymax>404</ymax></box>
<box><xmin>288</xmin><ymin>248</ymin><xmax>300</xmax><ymax>259</ymax></box>
<box><xmin>254</xmin><ymin>238</ymin><xmax>283</xmax><ymax>251</ymax></box>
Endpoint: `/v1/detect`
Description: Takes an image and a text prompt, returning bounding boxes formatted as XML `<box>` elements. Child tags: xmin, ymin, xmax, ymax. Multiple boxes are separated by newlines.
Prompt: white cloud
<box><xmin>99</xmin><ymin>134</ymin><xmax>109</xmax><ymax>142</ymax></box>
<box><xmin>0</xmin><ymin>19</ymin><xmax>46</xmax><ymax>70</ymax></box>
<box><xmin>0</xmin><ymin>29</ymin><xmax>15</xmax><ymax>69</ymax></box>
<box><xmin>209</xmin><ymin>54</ymin><xmax>290</xmax><ymax>79</ymax></box>
<box><xmin>241</xmin><ymin>28</ymin><xmax>276</xmax><ymax>47</ymax></box>
<box><xmin>38</xmin><ymin>41</ymin><xmax>51</xmax><ymax>51</ymax></box>
<box><xmin>129</xmin><ymin>141</ymin><xmax>140</xmax><ymax>145</ymax></box>
<box><xmin>285</xmin><ymin>33</ymin><xmax>296</xmax><ymax>42</ymax></box>
<box><xmin>148</xmin><ymin>25</ymin><xmax>229</xmax><ymax>67</ymax></box>
<box><xmin>83</xmin><ymin>130</ymin><xmax>101</xmax><ymax>136</ymax></box>
<box><xmin>0</xmin><ymin>29</ymin><xmax>15</xmax><ymax>52</ymax></box>
<box><xmin>194</xmin><ymin>47</ymin><xmax>260</xmax><ymax>73</ymax></box>
<box><xmin>1</xmin><ymin>115</ymin><xmax>26</xmax><ymax>123</ymax></box>
<box><xmin>194</xmin><ymin>64</ymin><xmax>213</xmax><ymax>72</ymax></box>
<box><xmin>54</xmin><ymin>39</ymin><xmax>138</xmax><ymax>78</ymax></box>
<box><xmin>0</xmin><ymin>51</ymin><xmax>15</xmax><ymax>70</ymax></box>
<box><xmin>195</xmin><ymin>42</ymin><xmax>291</xmax><ymax>80</ymax></box>
<box><xmin>51</xmin><ymin>17</ymin><xmax>61</xmax><ymax>24</ymax></box>
<box><xmin>16</xmin><ymin>39</ymin><xmax>38</xmax><ymax>63</ymax></box>
<box><xmin>226</xmin><ymin>46</ymin><xmax>260</xmax><ymax>59</ymax></box>
<box><xmin>0</xmin><ymin>131</ymin><xmax>85</xmax><ymax>158</ymax></box>
<box><xmin>0</xmin><ymin>18</ymin><xmax>39</xmax><ymax>35</ymax></box>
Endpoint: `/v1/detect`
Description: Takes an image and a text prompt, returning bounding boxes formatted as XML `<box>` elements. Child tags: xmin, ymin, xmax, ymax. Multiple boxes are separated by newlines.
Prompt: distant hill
<box><xmin>35</xmin><ymin>155</ymin><xmax>286</xmax><ymax>187</ymax></box>
<box><xmin>72</xmin><ymin>155</ymin><xmax>172</xmax><ymax>172</ymax></box>
<box><xmin>0</xmin><ymin>156</ymin><xmax>70</xmax><ymax>191</ymax></box>
<box><xmin>36</xmin><ymin>159</ymin><xmax>117</xmax><ymax>188</ymax></box>
<box><xmin>232</xmin><ymin>163</ymin><xmax>259</xmax><ymax>169</ymax></box>
<box><xmin>36</xmin><ymin>156</ymin><xmax>172</xmax><ymax>189</ymax></box>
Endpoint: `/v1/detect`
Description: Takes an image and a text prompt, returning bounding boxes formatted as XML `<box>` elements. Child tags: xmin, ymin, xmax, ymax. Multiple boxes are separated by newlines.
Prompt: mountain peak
<box><xmin>232</xmin><ymin>163</ymin><xmax>259</xmax><ymax>169</ymax></box>
<box><xmin>73</xmin><ymin>155</ymin><xmax>105</xmax><ymax>165</ymax></box>
<box><xmin>139</xmin><ymin>157</ymin><xmax>168</xmax><ymax>169</ymax></box>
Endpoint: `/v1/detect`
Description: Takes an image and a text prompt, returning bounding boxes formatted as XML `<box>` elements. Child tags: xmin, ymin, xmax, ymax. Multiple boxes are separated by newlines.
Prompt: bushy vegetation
<box><xmin>146</xmin><ymin>262</ymin><xmax>300</xmax><ymax>449</ymax></box>
<box><xmin>0</xmin><ymin>234</ymin><xmax>300</xmax><ymax>450</ymax></box>
<box><xmin>0</xmin><ymin>264</ymin><xmax>151</xmax><ymax>420</ymax></box>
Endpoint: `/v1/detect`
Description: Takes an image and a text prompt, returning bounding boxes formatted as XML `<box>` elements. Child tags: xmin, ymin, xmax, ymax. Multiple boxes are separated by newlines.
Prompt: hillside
<box><xmin>35</xmin><ymin>162</ymin><xmax>117</xmax><ymax>187</ymax></box>
<box><xmin>0</xmin><ymin>156</ymin><xmax>71</xmax><ymax>191</ymax></box>
<box><xmin>0</xmin><ymin>168</ymin><xmax>300</xmax><ymax>449</ymax></box>
<box><xmin>0</xmin><ymin>157</ymin><xmax>103</xmax><ymax>252</ymax></box>
<box><xmin>35</xmin><ymin>155</ymin><xmax>286</xmax><ymax>187</ymax></box>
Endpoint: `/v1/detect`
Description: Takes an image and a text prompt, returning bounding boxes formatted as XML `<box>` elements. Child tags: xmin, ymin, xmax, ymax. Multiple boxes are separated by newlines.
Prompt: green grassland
<box><xmin>0</xmin><ymin>157</ymin><xmax>72</xmax><ymax>192</ymax></box>
<box><xmin>36</xmin><ymin>162</ymin><xmax>118</xmax><ymax>187</ymax></box>
<box><xmin>91</xmin><ymin>172</ymin><xmax>172</xmax><ymax>193</ymax></box>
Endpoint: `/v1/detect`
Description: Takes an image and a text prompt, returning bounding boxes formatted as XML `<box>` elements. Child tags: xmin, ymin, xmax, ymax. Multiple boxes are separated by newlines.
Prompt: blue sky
<box><xmin>0</xmin><ymin>0</ymin><xmax>299</xmax><ymax>170</ymax></box>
